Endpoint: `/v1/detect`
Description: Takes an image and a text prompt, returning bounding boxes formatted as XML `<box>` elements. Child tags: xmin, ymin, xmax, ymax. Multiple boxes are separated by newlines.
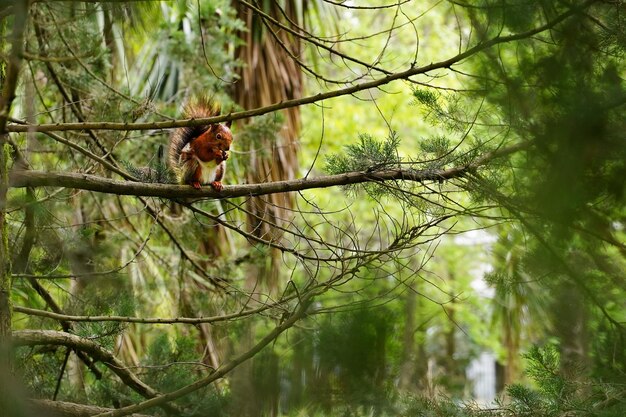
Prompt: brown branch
<box><xmin>321</xmin><ymin>0</ymin><xmax>414</xmax><ymax>10</ymax></box>
<box><xmin>2</xmin><ymin>167</ymin><xmax>467</xmax><ymax>197</ymax></box>
<box><xmin>13</xmin><ymin>300</ymin><xmax>287</xmax><ymax>325</ymax></box>
<box><xmin>9</xmin><ymin>141</ymin><xmax>527</xmax><ymax>198</ymax></box>
<box><xmin>28</xmin><ymin>399</ymin><xmax>153</xmax><ymax>417</ymax></box>
<box><xmin>5</xmin><ymin>0</ymin><xmax>596</xmax><ymax>133</ymax></box>
<box><xmin>12</xmin><ymin>330</ymin><xmax>183</xmax><ymax>415</ymax></box>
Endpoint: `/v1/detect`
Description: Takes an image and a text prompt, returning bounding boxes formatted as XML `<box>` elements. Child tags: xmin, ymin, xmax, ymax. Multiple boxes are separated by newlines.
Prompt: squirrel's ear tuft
<box><xmin>225</xmin><ymin>120</ymin><xmax>232</xmax><ymax>128</ymax></box>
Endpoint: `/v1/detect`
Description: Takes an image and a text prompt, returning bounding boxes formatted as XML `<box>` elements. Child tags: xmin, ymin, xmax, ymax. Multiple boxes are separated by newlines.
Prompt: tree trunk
<box><xmin>1</xmin><ymin>2</ymin><xmax>31</xmax><ymax>409</ymax></box>
<box><xmin>503</xmin><ymin>313</ymin><xmax>520</xmax><ymax>385</ymax></box>
<box><xmin>0</xmin><ymin>136</ymin><xmax>12</xmax><ymax>411</ymax></box>
<box><xmin>232</xmin><ymin>0</ymin><xmax>303</xmax><ymax>289</ymax></box>
<box><xmin>552</xmin><ymin>278</ymin><xmax>589</xmax><ymax>379</ymax></box>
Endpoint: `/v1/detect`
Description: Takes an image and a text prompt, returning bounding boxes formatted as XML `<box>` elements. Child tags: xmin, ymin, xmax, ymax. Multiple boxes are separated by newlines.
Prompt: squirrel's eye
<box><xmin>216</xmin><ymin>133</ymin><xmax>222</xmax><ymax>140</ymax></box>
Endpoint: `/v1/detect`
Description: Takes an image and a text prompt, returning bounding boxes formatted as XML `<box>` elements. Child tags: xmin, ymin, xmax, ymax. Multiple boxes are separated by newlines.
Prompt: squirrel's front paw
<box><xmin>191</xmin><ymin>181</ymin><xmax>202</xmax><ymax>189</ymax></box>
<box><xmin>210</xmin><ymin>181</ymin><xmax>223</xmax><ymax>192</ymax></box>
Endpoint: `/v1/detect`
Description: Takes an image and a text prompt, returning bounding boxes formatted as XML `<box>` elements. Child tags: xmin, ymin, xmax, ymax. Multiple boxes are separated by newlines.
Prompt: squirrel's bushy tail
<box><xmin>168</xmin><ymin>97</ymin><xmax>222</xmax><ymax>177</ymax></box>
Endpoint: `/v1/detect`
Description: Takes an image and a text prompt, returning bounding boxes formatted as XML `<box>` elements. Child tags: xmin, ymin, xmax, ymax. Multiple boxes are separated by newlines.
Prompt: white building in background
<box><xmin>466</xmin><ymin>351</ymin><xmax>497</xmax><ymax>404</ymax></box>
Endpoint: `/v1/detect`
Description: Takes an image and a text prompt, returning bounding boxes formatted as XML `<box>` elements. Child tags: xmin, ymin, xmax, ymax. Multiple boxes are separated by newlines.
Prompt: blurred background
<box><xmin>0</xmin><ymin>1</ymin><xmax>624</xmax><ymax>416</ymax></box>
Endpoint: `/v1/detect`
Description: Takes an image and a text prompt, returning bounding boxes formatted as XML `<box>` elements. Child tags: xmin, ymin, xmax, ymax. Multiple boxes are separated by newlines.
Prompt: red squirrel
<box><xmin>168</xmin><ymin>99</ymin><xmax>233</xmax><ymax>191</ymax></box>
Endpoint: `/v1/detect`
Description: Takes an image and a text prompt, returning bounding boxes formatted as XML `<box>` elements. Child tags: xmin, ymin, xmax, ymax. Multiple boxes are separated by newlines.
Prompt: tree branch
<box><xmin>89</xmin><ymin>233</ymin><xmax>411</xmax><ymax>417</ymax></box>
<box><xmin>9</xmin><ymin>142</ymin><xmax>527</xmax><ymax>198</ymax></box>
<box><xmin>12</xmin><ymin>330</ymin><xmax>183</xmax><ymax>415</ymax></box>
<box><xmin>27</xmin><ymin>399</ymin><xmax>153</xmax><ymax>417</ymax></box>
<box><xmin>13</xmin><ymin>301</ymin><xmax>287</xmax><ymax>325</ymax></box>
<box><xmin>8</xmin><ymin>167</ymin><xmax>460</xmax><ymax>197</ymax></box>
<box><xmin>5</xmin><ymin>0</ymin><xmax>596</xmax><ymax>133</ymax></box>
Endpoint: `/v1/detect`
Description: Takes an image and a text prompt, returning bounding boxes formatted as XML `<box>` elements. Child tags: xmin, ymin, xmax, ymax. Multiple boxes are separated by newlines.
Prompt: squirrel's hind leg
<box><xmin>190</xmin><ymin>165</ymin><xmax>203</xmax><ymax>189</ymax></box>
<box><xmin>210</xmin><ymin>162</ymin><xmax>226</xmax><ymax>192</ymax></box>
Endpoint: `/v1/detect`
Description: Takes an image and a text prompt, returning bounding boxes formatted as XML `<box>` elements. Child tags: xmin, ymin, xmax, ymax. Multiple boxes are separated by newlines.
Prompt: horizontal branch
<box><xmin>28</xmin><ymin>399</ymin><xmax>153</xmax><ymax>417</ymax></box>
<box><xmin>12</xmin><ymin>330</ymin><xmax>182</xmax><ymax>415</ymax></box>
<box><xmin>13</xmin><ymin>303</ymin><xmax>281</xmax><ymax>324</ymax></box>
<box><xmin>9</xmin><ymin>167</ymin><xmax>467</xmax><ymax>199</ymax></box>
<box><xmin>9</xmin><ymin>142</ymin><xmax>527</xmax><ymax>199</ymax></box>
<box><xmin>5</xmin><ymin>1</ymin><xmax>594</xmax><ymax>133</ymax></box>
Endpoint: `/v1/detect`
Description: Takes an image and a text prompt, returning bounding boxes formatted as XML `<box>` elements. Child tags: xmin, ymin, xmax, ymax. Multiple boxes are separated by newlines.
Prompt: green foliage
<box><xmin>325</xmin><ymin>132</ymin><xmax>401</xmax><ymax>175</ymax></box>
<box><xmin>146</xmin><ymin>334</ymin><xmax>199</xmax><ymax>390</ymax></box>
<box><xmin>236</xmin><ymin>112</ymin><xmax>285</xmax><ymax>158</ymax></box>
<box><xmin>418</xmin><ymin>135</ymin><xmax>450</xmax><ymax>157</ymax></box>
<box><xmin>146</xmin><ymin>335</ymin><xmax>229</xmax><ymax>416</ymax></box>
<box><xmin>502</xmin><ymin>344</ymin><xmax>625</xmax><ymax>417</ymax></box>
<box><xmin>323</xmin><ymin>132</ymin><xmax>401</xmax><ymax>198</ymax></box>
<box><xmin>412</xmin><ymin>88</ymin><xmax>440</xmax><ymax>110</ymax></box>
<box><xmin>411</xmin><ymin>87</ymin><xmax>467</xmax><ymax>132</ymax></box>
<box><xmin>467</xmin><ymin>1</ymin><xmax>626</xmax><ymax>231</ymax></box>
<box><xmin>123</xmin><ymin>145</ymin><xmax>175</xmax><ymax>183</ymax></box>
<box><xmin>417</xmin><ymin>135</ymin><xmax>460</xmax><ymax>170</ymax></box>
<box><xmin>521</xmin><ymin>345</ymin><xmax>564</xmax><ymax>399</ymax></box>
<box><xmin>399</xmin><ymin>396</ymin><xmax>481</xmax><ymax>417</ymax></box>
<box><xmin>397</xmin><ymin>344</ymin><xmax>625</xmax><ymax>417</ymax></box>
<box><xmin>15</xmin><ymin>346</ymin><xmax>68</xmax><ymax>400</ymax></box>
<box><xmin>459</xmin><ymin>2</ymin><xmax>626</xmax><ymax>400</ymax></box>
<box><xmin>6</xmin><ymin>1</ymin><xmax>626</xmax><ymax>417</ymax></box>
<box><xmin>66</xmin><ymin>275</ymin><xmax>134</xmax><ymax>350</ymax></box>
<box><xmin>128</xmin><ymin>0</ymin><xmax>244</xmax><ymax>100</ymax></box>
<box><xmin>312</xmin><ymin>306</ymin><xmax>399</xmax><ymax>413</ymax></box>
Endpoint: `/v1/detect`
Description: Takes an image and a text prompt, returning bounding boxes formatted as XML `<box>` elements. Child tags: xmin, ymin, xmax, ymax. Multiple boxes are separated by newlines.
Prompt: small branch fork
<box><xmin>13</xmin><ymin>330</ymin><xmax>184</xmax><ymax>415</ymax></box>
